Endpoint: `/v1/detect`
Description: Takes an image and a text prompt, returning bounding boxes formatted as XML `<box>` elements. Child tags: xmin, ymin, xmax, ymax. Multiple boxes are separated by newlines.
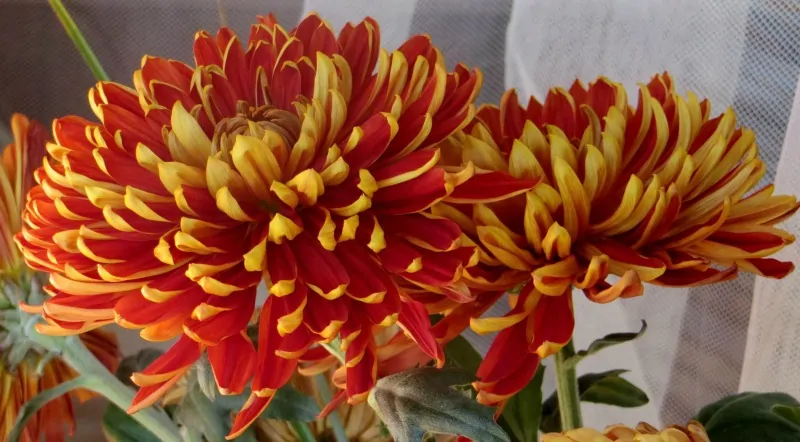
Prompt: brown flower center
<box><xmin>211</xmin><ymin>103</ymin><xmax>301</xmax><ymax>163</ymax></box>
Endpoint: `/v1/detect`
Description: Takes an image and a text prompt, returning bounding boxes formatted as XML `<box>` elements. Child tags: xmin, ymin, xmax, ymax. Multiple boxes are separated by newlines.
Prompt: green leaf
<box><xmin>444</xmin><ymin>335</ymin><xmax>483</xmax><ymax>374</ymax></box>
<box><xmin>115</xmin><ymin>348</ymin><xmax>164</xmax><ymax>387</ymax></box>
<box><xmin>694</xmin><ymin>392</ymin><xmax>752</xmax><ymax>424</ymax></box>
<box><xmin>204</xmin><ymin>383</ymin><xmax>320</xmax><ymax>422</ymax></box>
<box><xmin>499</xmin><ymin>366</ymin><xmax>544</xmax><ymax>442</ymax></box>
<box><xmin>195</xmin><ymin>355</ymin><xmax>217</xmax><ymax>401</ymax></box>
<box><xmin>540</xmin><ymin>369</ymin><xmax>649</xmax><ymax>433</ymax></box>
<box><xmin>368</xmin><ymin>367</ymin><xmax>510</xmax><ymax>442</ymax></box>
<box><xmin>8</xmin><ymin>376</ymin><xmax>95</xmax><ymax>442</ymax></box>
<box><xmin>772</xmin><ymin>405</ymin><xmax>800</xmax><ymax>425</ymax></box>
<box><xmin>263</xmin><ymin>384</ymin><xmax>321</xmax><ymax>422</ymax></box>
<box><xmin>566</xmin><ymin>321</ymin><xmax>647</xmax><ymax>368</ymax></box>
<box><xmin>578</xmin><ymin>369</ymin><xmax>649</xmax><ymax>407</ymax></box>
<box><xmin>291</xmin><ymin>421</ymin><xmax>318</xmax><ymax>442</ymax></box>
<box><xmin>103</xmin><ymin>403</ymin><xmax>160</xmax><ymax>442</ymax></box>
<box><xmin>695</xmin><ymin>392</ymin><xmax>800</xmax><ymax>442</ymax></box>
<box><xmin>175</xmin><ymin>386</ymin><xmax>228</xmax><ymax>442</ymax></box>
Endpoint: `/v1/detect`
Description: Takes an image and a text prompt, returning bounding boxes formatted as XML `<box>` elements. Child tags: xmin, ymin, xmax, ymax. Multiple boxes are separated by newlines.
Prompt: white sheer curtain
<box><xmin>2</xmin><ymin>0</ymin><xmax>800</xmax><ymax>438</ymax></box>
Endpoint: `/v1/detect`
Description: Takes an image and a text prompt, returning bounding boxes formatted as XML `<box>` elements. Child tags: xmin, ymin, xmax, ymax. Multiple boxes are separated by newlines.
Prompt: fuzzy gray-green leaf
<box><xmin>369</xmin><ymin>367</ymin><xmax>510</xmax><ymax>442</ymax></box>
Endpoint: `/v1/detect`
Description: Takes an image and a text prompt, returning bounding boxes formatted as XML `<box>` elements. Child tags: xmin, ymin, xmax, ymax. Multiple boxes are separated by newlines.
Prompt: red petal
<box><xmin>379</xmin><ymin>213</ymin><xmax>461</xmax><ymax>251</ymax></box>
<box><xmin>229</xmin><ymin>394</ymin><xmax>275</xmax><ymax>439</ymax></box>
<box><xmin>655</xmin><ymin>265</ymin><xmax>738</xmax><ymax>287</ymax></box>
<box><xmin>397</xmin><ymin>300</ymin><xmax>443</xmax><ymax>366</ymax></box>
<box><xmin>207</xmin><ymin>332</ymin><xmax>256</xmax><ymax>395</ymax></box>
<box><xmin>291</xmin><ymin>233</ymin><xmax>349</xmax><ymax>299</ymax></box>
<box><xmin>345</xmin><ymin>331</ymin><xmax>377</xmax><ymax>403</ymax></box>
<box><xmin>447</xmin><ymin>172</ymin><xmax>536</xmax><ymax>204</ymax></box>
<box><xmin>372</xmin><ymin>168</ymin><xmax>449</xmax><ymax>215</ymax></box>
<box><xmin>740</xmin><ymin>257</ymin><xmax>794</xmax><ymax>278</ymax></box>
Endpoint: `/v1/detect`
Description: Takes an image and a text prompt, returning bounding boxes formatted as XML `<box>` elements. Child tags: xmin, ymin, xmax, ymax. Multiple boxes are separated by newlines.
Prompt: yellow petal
<box><xmin>477</xmin><ymin>225</ymin><xmax>536</xmax><ymax>271</ymax></box>
<box><xmin>286</xmin><ymin>168</ymin><xmax>325</xmax><ymax>206</ymax></box>
<box><xmin>541</xmin><ymin>223</ymin><xmax>572</xmax><ymax>260</ymax></box>
<box><xmin>243</xmin><ymin>238</ymin><xmax>267</xmax><ymax>272</ymax></box>
<box><xmin>590</xmin><ymin>175</ymin><xmax>643</xmax><ymax>234</ymax></box>
<box><xmin>158</xmin><ymin>161</ymin><xmax>206</xmax><ymax>193</ymax></box>
<box><xmin>215</xmin><ymin>186</ymin><xmax>254</xmax><ymax>222</ymax></box>
<box><xmin>508</xmin><ymin>139</ymin><xmax>544</xmax><ymax>180</ymax></box>
<box><xmin>552</xmin><ymin>156</ymin><xmax>589</xmax><ymax>239</ymax></box>
<box><xmin>170</xmin><ymin>101</ymin><xmax>211</xmax><ymax>165</ymax></box>
<box><xmin>268</xmin><ymin>213</ymin><xmax>303</xmax><ymax>244</ymax></box>
<box><xmin>462</xmin><ymin>135</ymin><xmax>507</xmax><ymax>171</ymax></box>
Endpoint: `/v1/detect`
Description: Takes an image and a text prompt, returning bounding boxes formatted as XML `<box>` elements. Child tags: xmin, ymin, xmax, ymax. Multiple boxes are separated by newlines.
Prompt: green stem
<box><xmin>291</xmin><ymin>421</ymin><xmax>316</xmax><ymax>442</ymax></box>
<box><xmin>216</xmin><ymin>0</ymin><xmax>229</xmax><ymax>28</ymax></box>
<box><xmin>315</xmin><ymin>375</ymin><xmax>348</xmax><ymax>442</ymax></box>
<box><xmin>321</xmin><ymin>338</ymin><xmax>346</xmax><ymax>364</ymax></box>
<box><xmin>48</xmin><ymin>0</ymin><xmax>110</xmax><ymax>81</ymax></box>
<box><xmin>26</xmin><ymin>332</ymin><xmax>182</xmax><ymax>442</ymax></box>
<box><xmin>555</xmin><ymin>340</ymin><xmax>583</xmax><ymax>430</ymax></box>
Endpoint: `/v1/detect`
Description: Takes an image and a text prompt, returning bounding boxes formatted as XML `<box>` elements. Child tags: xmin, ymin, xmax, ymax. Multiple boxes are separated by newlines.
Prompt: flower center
<box><xmin>211</xmin><ymin>103</ymin><xmax>301</xmax><ymax>162</ymax></box>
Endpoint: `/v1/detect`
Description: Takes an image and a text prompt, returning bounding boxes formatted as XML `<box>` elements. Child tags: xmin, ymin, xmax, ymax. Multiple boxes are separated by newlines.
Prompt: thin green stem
<box><xmin>555</xmin><ymin>340</ymin><xmax>583</xmax><ymax>430</ymax></box>
<box><xmin>216</xmin><ymin>0</ymin><xmax>229</xmax><ymax>28</ymax></box>
<box><xmin>26</xmin><ymin>332</ymin><xmax>182</xmax><ymax>442</ymax></box>
<box><xmin>315</xmin><ymin>375</ymin><xmax>348</xmax><ymax>442</ymax></box>
<box><xmin>291</xmin><ymin>421</ymin><xmax>316</xmax><ymax>442</ymax></box>
<box><xmin>48</xmin><ymin>0</ymin><xmax>109</xmax><ymax>81</ymax></box>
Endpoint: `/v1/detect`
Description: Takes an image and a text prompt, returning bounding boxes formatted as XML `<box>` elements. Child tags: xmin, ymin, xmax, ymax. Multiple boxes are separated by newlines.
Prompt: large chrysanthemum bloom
<box><xmin>542</xmin><ymin>420</ymin><xmax>710</xmax><ymax>442</ymax></box>
<box><xmin>13</xmin><ymin>13</ymin><xmax>524</xmax><ymax>438</ymax></box>
<box><xmin>433</xmin><ymin>73</ymin><xmax>799</xmax><ymax>405</ymax></box>
<box><xmin>0</xmin><ymin>114</ymin><xmax>120</xmax><ymax>442</ymax></box>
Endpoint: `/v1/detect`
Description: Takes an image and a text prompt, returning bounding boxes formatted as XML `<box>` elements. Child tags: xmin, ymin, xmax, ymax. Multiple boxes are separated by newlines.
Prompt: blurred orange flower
<box><xmin>0</xmin><ymin>114</ymin><xmax>120</xmax><ymax>442</ymax></box>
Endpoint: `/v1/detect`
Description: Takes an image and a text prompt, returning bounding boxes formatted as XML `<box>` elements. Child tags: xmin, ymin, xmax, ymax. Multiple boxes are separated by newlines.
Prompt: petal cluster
<box><xmin>1</xmin><ymin>114</ymin><xmax>46</xmax><ymax>275</ymax></box>
<box><xmin>433</xmin><ymin>73</ymin><xmax>798</xmax><ymax>404</ymax></box>
<box><xmin>12</xmin><ymin>13</ymin><xmax>519</xmax><ymax>437</ymax></box>
<box><xmin>542</xmin><ymin>420</ymin><xmax>710</xmax><ymax>442</ymax></box>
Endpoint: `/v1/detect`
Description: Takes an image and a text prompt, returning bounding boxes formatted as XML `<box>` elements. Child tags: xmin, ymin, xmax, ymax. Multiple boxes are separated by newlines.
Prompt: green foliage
<box><xmin>541</xmin><ymin>369</ymin><xmax>649</xmax><ymax>433</ymax></box>
<box><xmin>102</xmin><ymin>403</ymin><xmax>160</xmax><ymax>442</ymax></box>
<box><xmin>695</xmin><ymin>392</ymin><xmax>800</xmax><ymax>442</ymax></box>
<box><xmin>444</xmin><ymin>335</ymin><xmax>483</xmax><ymax>374</ymax></box>
<box><xmin>565</xmin><ymin>321</ymin><xmax>647</xmax><ymax>369</ymax></box>
<box><xmin>115</xmin><ymin>349</ymin><xmax>164</xmax><ymax>387</ymax></box>
<box><xmin>499</xmin><ymin>367</ymin><xmax>545</xmax><ymax>442</ymax></box>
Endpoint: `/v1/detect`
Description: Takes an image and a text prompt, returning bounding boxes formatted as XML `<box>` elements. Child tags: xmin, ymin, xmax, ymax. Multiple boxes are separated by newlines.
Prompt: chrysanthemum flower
<box><xmin>0</xmin><ymin>114</ymin><xmax>120</xmax><ymax>442</ymax></box>
<box><xmin>433</xmin><ymin>73</ymin><xmax>799</xmax><ymax>405</ymax></box>
<box><xmin>542</xmin><ymin>420</ymin><xmax>710</xmax><ymax>442</ymax></box>
<box><xmin>13</xmin><ymin>14</ymin><xmax>525</xmax><ymax>437</ymax></box>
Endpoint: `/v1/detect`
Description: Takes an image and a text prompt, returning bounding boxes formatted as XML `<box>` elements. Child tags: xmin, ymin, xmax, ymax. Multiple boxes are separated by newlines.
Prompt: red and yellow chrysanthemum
<box><xmin>0</xmin><ymin>114</ymin><xmax>120</xmax><ymax>442</ymax></box>
<box><xmin>433</xmin><ymin>73</ymin><xmax>798</xmax><ymax>405</ymax></box>
<box><xmin>12</xmin><ymin>14</ymin><xmax>530</xmax><ymax>438</ymax></box>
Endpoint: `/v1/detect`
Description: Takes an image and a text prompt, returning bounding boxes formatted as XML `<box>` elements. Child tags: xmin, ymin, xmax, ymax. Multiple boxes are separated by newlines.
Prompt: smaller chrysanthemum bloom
<box><xmin>541</xmin><ymin>420</ymin><xmax>710</xmax><ymax>442</ymax></box>
<box><xmin>433</xmin><ymin>73</ymin><xmax>799</xmax><ymax>405</ymax></box>
<box><xmin>0</xmin><ymin>114</ymin><xmax>120</xmax><ymax>442</ymax></box>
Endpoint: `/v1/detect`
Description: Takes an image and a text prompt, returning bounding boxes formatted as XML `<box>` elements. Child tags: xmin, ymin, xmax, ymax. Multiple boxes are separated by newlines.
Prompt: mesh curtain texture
<box><xmin>1</xmin><ymin>0</ymin><xmax>799</xmax><ymax>439</ymax></box>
